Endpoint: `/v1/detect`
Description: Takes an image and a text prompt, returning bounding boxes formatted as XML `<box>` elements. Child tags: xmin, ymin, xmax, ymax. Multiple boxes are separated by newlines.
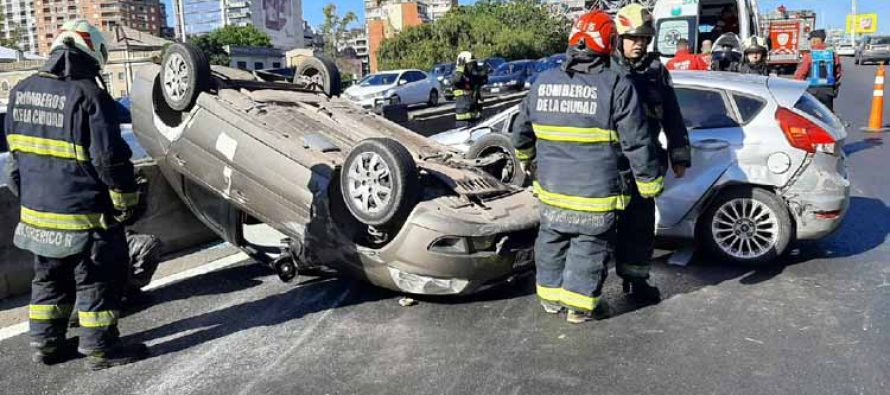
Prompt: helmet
<box><xmin>49</xmin><ymin>19</ymin><xmax>109</xmax><ymax>67</ymax></box>
<box><xmin>456</xmin><ymin>51</ymin><xmax>474</xmax><ymax>66</ymax></box>
<box><xmin>743</xmin><ymin>36</ymin><xmax>768</xmax><ymax>54</ymax></box>
<box><xmin>615</xmin><ymin>4</ymin><xmax>656</xmax><ymax>37</ymax></box>
<box><xmin>568</xmin><ymin>10</ymin><xmax>616</xmax><ymax>56</ymax></box>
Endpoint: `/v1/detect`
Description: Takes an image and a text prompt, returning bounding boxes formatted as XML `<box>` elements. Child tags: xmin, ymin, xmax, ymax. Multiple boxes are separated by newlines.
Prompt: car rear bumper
<box><xmin>860</xmin><ymin>51</ymin><xmax>890</xmax><ymax>62</ymax></box>
<box><xmin>783</xmin><ymin>153</ymin><xmax>851</xmax><ymax>240</ymax></box>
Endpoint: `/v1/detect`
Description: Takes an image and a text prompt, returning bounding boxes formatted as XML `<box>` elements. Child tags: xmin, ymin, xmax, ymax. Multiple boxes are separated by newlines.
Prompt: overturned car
<box><xmin>131</xmin><ymin>44</ymin><xmax>537</xmax><ymax>295</ymax></box>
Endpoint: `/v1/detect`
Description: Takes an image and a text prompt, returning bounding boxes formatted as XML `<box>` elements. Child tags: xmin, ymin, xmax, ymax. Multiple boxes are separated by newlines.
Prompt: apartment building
<box><xmin>33</xmin><ymin>0</ymin><xmax>165</xmax><ymax>55</ymax></box>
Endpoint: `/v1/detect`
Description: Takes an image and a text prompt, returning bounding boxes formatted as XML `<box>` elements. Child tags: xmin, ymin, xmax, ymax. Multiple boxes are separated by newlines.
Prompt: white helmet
<box><xmin>49</xmin><ymin>19</ymin><xmax>109</xmax><ymax>68</ymax></box>
<box><xmin>456</xmin><ymin>51</ymin><xmax>474</xmax><ymax>66</ymax></box>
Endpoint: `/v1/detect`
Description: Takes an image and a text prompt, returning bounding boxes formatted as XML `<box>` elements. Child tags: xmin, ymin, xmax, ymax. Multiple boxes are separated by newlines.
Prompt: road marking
<box><xmin>0</xmin><ymin>252</ymin><xmax>250</xmax><ymax>342</ymax></box>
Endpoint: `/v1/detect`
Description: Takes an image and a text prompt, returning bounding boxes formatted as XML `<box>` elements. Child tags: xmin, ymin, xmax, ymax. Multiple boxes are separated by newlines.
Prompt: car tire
<box><xmin>295</xmin><ymin>56</ymin><xmax>342</xmax><ymax>97</ymax></box>
<box><xmin>160</xmin><ymin>43</ymin><xmax>211</xmax><ymax>112</ymax></box>
<box><xmin>428</xmin><ymin>90</ymin><xmax>439</xmax><ymax>107</ymax></box>
<box><xmin>341</xmin><ymin>138</ymin><xmax>420</xmax><ymax>228</ymax></box>
<box><xmin>699</xmin><ymin>187</ymin><xmax>792</xmax><ymax>266</ymax></box>
<box><xmin>466</xmin><ymin>133</ymin><xmax>527</xmax><ymax>187</ymax></box>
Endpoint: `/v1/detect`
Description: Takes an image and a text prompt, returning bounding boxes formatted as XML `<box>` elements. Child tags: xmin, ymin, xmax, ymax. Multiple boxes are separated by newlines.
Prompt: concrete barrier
<box><xmin>0</xmin><ymin>161</ymin><xmax>218</xmax><ymax>300</ymax></box>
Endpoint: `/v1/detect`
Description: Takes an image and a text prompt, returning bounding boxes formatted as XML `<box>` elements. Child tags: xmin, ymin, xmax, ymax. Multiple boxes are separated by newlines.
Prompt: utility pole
<box><xmin>851</xmin><ymin>0</ymin><xmax>857</xmax><ymax>44</ymax></box>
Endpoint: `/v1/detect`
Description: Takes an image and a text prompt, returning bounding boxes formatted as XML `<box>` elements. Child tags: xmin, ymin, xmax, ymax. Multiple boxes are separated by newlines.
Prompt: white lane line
<box><xmin>0</xmin><ymin>252</ymin><xmax>250</xmax><ymax>342</ymax></box>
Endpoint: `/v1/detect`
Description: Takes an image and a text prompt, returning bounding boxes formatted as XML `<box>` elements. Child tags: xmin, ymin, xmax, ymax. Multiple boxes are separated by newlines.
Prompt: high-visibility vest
<box><xmin>809</xmin><ymin>50</ymin><xmax>836</xmax><ymax>87</ymax></box>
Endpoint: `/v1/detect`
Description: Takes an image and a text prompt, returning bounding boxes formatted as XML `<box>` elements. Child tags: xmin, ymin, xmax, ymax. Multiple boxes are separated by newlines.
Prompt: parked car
<box><xmin>430</xmin><ymin>63</ymin><xmax>456</xmax><ymax>99</ymax></box>
<box><xmin>431</xmin><ymin>72</ymin><xmax>850</xmax><ymax>265</ymax></box>
<box><xmin>482</xmin><ymin>60</ymin><xmax>537</xmax><ymax>96</ymax></box>
<box><xmin>855</xmin><ymin>36</ymin><xmax>890</xmax><ymax>65</ymax></box>
<box><xmin>343</xmin><ymin>69</ymin><xmax>440</xmax><ymax>108</ymax></box>
<box><xmin>835</xmin><ymin>41</ymin><xmax>856</xmax><ymax>57</ymax></box>
<box><xmin>525</xmin><ymin>54</ymin><xmax>566</xmax><ymax>88</ymax></box>
<box><xmin>131</xmin><ymin>44</ymin><xmax>538</xmax><ymax>295</ymax></box>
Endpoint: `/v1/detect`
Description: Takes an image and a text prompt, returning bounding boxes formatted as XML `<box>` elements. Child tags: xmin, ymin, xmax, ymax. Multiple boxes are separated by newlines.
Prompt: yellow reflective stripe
<box><xmin>6</xmin><ymin>134</ymin><xmax>88</xmax><ymax>161</ymax></box>
<box><xmin>20</xmin><ymin>206</ymin><xmax>104</xmax><ymax>231</ymax></box>
<box><xmin>456</xmin><ymin>112</ymin><xmax>478</xmax><ymax>120</ymax></box>
<box><xmin>536</xmin><ymin>284</ymin><xmax>561</xmax><ymax>302</ymax></box>
<box><xmin>532</xmin><ymin>124</ymin><xmax>618</xmax><ymax>143</ymax></box>
<box><xmin>29</xmin><ymin>304</ymin><xmax>73</xmax><ymax>320</ymax></box>
<box><xmin>559</xmin><ymin>289</ymin><xmax>597</xmax><ymax>312</ymax></box>
<box><xmin>636</xmin><ymin>176</ymin><xmax>664</xmax><ymax>197</ymax></box>
<box><xmin>452</xmin><ymin>89</ymin><xmax>467</xmax><ymax>96</ymax></box>
<box><xmin>78</xmin><ymin>310</ymin><xmax>119</xmax><ymax>328</ymax></box>
<box><xmin>515</xmin><ymin>147</ymin><xmax>536</xmax><ymax>161</ymax></box>
<box><xmin>533</xmin><ymin>182</ymin><xmax>629</xmax><ymax>212</ymax></box>
<box><xmin>109</xmin><ymin>190</ymin><xmax>139</xmax><ymax>210</ymax></box>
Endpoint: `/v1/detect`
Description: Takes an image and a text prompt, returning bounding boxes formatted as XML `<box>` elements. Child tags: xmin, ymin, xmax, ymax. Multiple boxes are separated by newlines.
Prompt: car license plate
<box><xmin>491</xmin><ymin>88</ymin><xmax>501</xmax><ymax>93</ymax></box>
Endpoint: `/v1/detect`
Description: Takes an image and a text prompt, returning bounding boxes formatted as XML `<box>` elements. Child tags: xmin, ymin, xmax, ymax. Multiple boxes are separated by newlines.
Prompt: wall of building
<box><xmin>367</xmin><ymin>2</ymin><xmax>424</xmax><ymax>73</ymax></box>
<box><xmin>1</xmin><ymin>0</ymin><xmax>38</xmax><ymax>54</ymax></box>
<box><xmin>33</xmin><ymin>0</ymin><xmax>165</xmax><ymax>55</ymax></box>
<box><xmin>175</xmin><ymin>0</ymin><xmax>304</xmax><ymax>50</ymax></box>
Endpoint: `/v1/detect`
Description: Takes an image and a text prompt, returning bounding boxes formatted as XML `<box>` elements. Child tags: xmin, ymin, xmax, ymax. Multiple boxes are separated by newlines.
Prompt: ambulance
<box><xmin>652</xmin><ymin>0</ymin><xmax>762</xmax><ymax>58</ymax></box>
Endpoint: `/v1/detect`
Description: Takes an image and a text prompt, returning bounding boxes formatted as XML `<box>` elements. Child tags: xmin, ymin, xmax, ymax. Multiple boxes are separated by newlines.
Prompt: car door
<box><xmin>656</xmin><ymin>86</ymin><xmax>741</xmax><ymax>228</ymax></box>
<box><xmin>405</xmin><ymin>71</ymin><xmax>428</xmax><ymax>104</ymax></box>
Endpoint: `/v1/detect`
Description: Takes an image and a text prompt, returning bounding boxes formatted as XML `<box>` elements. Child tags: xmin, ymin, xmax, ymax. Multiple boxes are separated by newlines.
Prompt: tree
<box><xmin>189</xmin><ymin>25</ymin><xmax>273</xmax><ymax>66</ymax></box>
<box><xmin>377</xmin><ymin>0</ymin><xmax>571</xmax><ymax>71</ymax></box>
<box><xmin>319</xmin><ymin>3</ymin><xmax>358</xmax><ymax>57</ymax></box>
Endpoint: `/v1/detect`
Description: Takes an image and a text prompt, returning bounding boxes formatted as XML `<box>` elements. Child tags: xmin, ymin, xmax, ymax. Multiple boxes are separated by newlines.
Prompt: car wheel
<box><xmin>699</xmin><ymin>187</ymin><xmax>792</xmax><ymax>266</ymax></box>
<box><xmin>160</xmin><ymin>43</ymin><xmax>211</xmax><ymax>112</ymax></box>
<box><xmin>428</xmin><ymin>90</ymin><xmax>439</xmax><ymax>107</ymax></box>
<box><xmin>295</xmin><ymin>56</ymin><xmax>342</xmax><ymax>97</ymax></box>
<box><xmin>341</xmin><ymin>138</ymin><xmax>420</xmax><ymax>228</ymax></box>
<box><xmin>466</xmin><ymin>133</ymin><xmax>527</xmax><ymax>187</ymax></box>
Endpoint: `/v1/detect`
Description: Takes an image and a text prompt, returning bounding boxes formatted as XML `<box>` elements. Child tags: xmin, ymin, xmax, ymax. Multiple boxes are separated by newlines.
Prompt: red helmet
<box><xmin>568</xmin><ymin>10</ymin><xmax>616</xmax><ymax>56</ymax></box>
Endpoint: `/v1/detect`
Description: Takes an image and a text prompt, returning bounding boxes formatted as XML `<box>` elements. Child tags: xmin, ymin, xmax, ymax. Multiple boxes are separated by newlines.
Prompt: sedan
<box><xmin>482</xmin><ymin>60</ymin><xmax>537</xmax><ymax>96</ymax></box>
<box><xmin>131</xmin><ymin>44</ymin><xmax>537</xmax><ymax>295</ymax></box>
<box><xmin>343</xmin><ymin>69</ymin><xmax>441</xmax><ymax>108</ymax></box>
<box><xmin>855</xmin><ymin>36</ymin><xmax>890</xmax><ymax>65</ymax></box>
<box><xmin>431</xmin><ymin>72</ymin><xmax>850</xmax><ymax>265</ymax></box>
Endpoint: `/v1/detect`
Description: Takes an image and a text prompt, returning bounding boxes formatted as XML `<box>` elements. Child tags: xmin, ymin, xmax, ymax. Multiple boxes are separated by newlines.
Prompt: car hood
<box><xmin>430</xmin><ymin>127</ymin><xmax>473</xmax><ymax>146</ymax></box>
<box><xmin>345</xmin><ymin>84</ymin><xmax>393</xmax><ymax>97</ymax></box>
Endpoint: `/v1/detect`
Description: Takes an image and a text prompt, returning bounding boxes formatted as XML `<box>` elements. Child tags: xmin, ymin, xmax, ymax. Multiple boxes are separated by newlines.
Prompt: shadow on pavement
<box><xmin>126</xmin><ymin>277</ymin><xmax>388</xmax><ymax>358</ymax></box>
<box><xmin>788</xmin><ymin>196</ymin><xmax>890</xmax><ymax>262</ymax></box>
<box><xmin>843</xmin><ymin>137</ymin><xmax>884</xmax><ymax>157</ymax></box>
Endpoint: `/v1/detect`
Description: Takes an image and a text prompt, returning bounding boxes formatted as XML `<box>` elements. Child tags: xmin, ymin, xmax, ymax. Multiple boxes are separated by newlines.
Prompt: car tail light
<box><xmin>775</xmin><ymin>108</ymin><xmax>837</xmax><ymax>154</ymax></box>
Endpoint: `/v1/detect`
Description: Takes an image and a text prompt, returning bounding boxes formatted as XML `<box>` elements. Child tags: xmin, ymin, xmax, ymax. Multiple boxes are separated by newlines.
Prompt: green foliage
<box><xmin>189</xmin><ymin>25</ymin><xmax>273</xmax><ymax>66</ymax></box>
<box><xmin>377</xmin><ymin>0</ymin><xmax>571</xmax><ymax>71</ymax></box>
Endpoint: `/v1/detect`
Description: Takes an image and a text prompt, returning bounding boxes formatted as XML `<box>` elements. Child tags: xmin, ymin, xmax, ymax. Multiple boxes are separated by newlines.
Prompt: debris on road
<box><xmin>398</xmin><ymin>297</ymin><xmax>418</xmax><ymax>307</ymax></box>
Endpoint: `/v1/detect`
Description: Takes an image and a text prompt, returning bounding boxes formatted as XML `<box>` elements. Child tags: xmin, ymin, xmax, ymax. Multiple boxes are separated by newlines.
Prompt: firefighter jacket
<box><xmin>451</xmin><ymin>63</ymin><xmax>487</xmax><ymax>121</ymax></box>
<box><xmin>3</xmin><ymin>48</ymin><xmax>137</xmax><ymax>232</ymax></box>
<box><xmin>612</xmin><ymin>52</ymin><xmax>692</xmax><ymax>169</ymax></box>
<box><xmin>737</xmin><ymin>61</ymin><xmax>769</xmax><ymax>76</ymax></box>
<box><xmin>512</xmin><ymin>50</ymin><xmax>664</xmax><ymax>213</ymax></box>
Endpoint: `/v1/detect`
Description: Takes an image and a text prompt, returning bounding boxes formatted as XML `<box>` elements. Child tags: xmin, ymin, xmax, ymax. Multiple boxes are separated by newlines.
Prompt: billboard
<box><xmin>252</xmin><ymin>0</ymin><xmax>303</xmax><ymax>49</ymax></box>
<box><xmin>846</xmin><ymin>13</ymin><xmax>878</xmax><ymax>34</ymax></box>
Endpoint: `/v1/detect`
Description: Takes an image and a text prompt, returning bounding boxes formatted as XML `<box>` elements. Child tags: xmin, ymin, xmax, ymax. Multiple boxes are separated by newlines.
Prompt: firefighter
<box><xmin>737</xmin><ymin>36</ymin><xmax>770</xmax><ymax>76</ymax></box>
<box><xmin>3</xmin><ymin>20</ymin><xmax>148</xmax><ymax>370</ymax></box>
<box><xmin>666</xmin><ymin>38</ymin><xmax>709</xmax><ymax>71</ymax></box>
<box><xmin>512</xmin><ymin>10</ymin><xmax>663</xmax><ymax>323</ymax></box>
<box><xmin>794</xmin><ymin>30</ymin><xmax>842</xmax><ymax>111</ymax></box>
<box><xmin>451</xmin><ymin>51</ymin><xmax>488</xmax><ymax>128</ymax></box>
<box><xmin>611</xmin><ymin>3</ymin><xmax>691</xmax><ymax>303</ymax></box>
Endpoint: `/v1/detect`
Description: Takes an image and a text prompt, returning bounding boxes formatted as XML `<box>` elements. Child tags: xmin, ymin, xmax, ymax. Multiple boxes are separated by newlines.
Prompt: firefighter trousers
<box><xmin>534</xmin><ymin>206</ymin><xmax>616</xmax><ymax>312</ymax></box>
<box><xmin>29</xmin><ymin>227</ymin><xmax>128</xmax><ymax>353</ymax></box>
<box><xmin>616</xmin><ymin>183</ymin><xmax>656</xmax><ymax>281</ymax></box>
<box><xmin>807</xmin><ymin>86</ymin><xmax>836</xmax><ymax>112</ymax></box>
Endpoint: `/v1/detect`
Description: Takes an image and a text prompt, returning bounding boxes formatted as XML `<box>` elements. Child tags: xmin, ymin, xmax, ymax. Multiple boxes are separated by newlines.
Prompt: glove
<box><xmin>519</xmin><ymin>160</ymin><xmax>536</xmax><ymax>181</ymax></box>
<box><xmin>109</xmin><ymin>188</ymin><xmax>142</xmax><ymax>227</ymax></box>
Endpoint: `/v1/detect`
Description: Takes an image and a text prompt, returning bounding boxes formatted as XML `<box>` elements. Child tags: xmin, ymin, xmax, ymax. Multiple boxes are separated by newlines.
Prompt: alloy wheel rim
<box><xmin>347</xmin><ymin>152</ymin><xmax>393</xmax><ymax>215</ymax></box>
<box><xmin>163</xmin><ymin>53</ymin><xmax>189</xmax><ymax>102</ymax></box>
<box><xmin>712</xmin><ymin>198</ymin><xmax>779</xmax><ymax>259</ymax></box>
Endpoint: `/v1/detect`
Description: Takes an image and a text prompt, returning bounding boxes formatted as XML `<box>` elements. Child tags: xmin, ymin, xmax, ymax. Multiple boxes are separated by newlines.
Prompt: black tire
<box><xmin>340</xmin><ymin>138</ymin><xmax>420</xmax><ymax>227</ymax></box>
<box><xmin>698</xmin><ymin>187</ymin><xmax>793</xmax><ymax>266</ymax></box>
<box><xmin>295</xmin><ymin>56</ymin><xmax>342</xmax><ymax>97</ymax></box>
<box><xmin>466</xmin><ymin>133</ymin><xmax>527</xmax><ymax>187</ymax></box>
<box><xmin>427</xmin><ymin>90</ymin><xmax>439</xmax><ymax>107</ymax></box>
<box><xmin>160</xmin><ymin>43</ymin><xmax>211</xmax><ymax>112</ymax></box>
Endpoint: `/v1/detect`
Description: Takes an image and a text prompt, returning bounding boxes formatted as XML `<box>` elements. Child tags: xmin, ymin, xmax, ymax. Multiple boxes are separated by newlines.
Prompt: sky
<box><xmin>164</xmin><ymin>0</ymin><xmax>889</xmax><ymax>34</ymax></box>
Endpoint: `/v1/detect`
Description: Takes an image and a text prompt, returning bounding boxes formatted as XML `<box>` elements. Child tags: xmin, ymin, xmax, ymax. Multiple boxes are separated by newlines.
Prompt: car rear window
<box><xmin>675</xmin><ymin>88</ymin><xmax>738</xmax><ymax>129</ymax></box>
<box><xmin>794</xmin><ymin>93</ymin><xmax>841</xmax><ymax>130</ymax></box>
<box><xmin>733</xmin><ymin>94</ymin><xmax>766</xmax><ymax>124</ymax></box>
<box><xmin>869</xmin><ymin>37</ymin><xmax>890</xmax><ymax>45</ymax></box>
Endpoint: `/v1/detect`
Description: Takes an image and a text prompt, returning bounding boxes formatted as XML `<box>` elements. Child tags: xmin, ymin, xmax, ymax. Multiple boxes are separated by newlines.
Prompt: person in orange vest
<box><xmin>794</xmin><ymin>30</ymin><xmax>842</xmax><ymax>110</ymax></box>
<box><xmin>666</xmin><ymin>39</ymin><xmax>709</xmax><ymax>71</ymax></box>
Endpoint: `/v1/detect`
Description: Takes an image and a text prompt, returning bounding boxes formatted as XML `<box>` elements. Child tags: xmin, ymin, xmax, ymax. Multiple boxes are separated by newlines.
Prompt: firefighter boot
<box><xmin>566</xmin><ymin>301</ymin><xmax>611</xmax><ymax>324</ymax></box>
<box><xmin>84</xmin><ymin>342</ymin><xmax>149</xmax><ymax>371</ymax></box>
<box><xmin>622</xmin><ymin>279</ymin><xmax>662</xmax><ymax>304</ymax></box>
<box><xmin>541</xmin><ymin>300</ymin><xmax>564</xmax><ymax>314</ymax></box>
<box><xmin>31</xmin><ymin>339</ymin><xmax>78</xmax><ymax>365</ymax></box>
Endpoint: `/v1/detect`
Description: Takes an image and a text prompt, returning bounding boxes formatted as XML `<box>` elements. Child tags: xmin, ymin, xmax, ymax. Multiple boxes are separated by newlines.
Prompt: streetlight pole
<box><xmin>851</xmin><ymin>0</ymin><xmax>857</xmax><ymax>44</ymax></box>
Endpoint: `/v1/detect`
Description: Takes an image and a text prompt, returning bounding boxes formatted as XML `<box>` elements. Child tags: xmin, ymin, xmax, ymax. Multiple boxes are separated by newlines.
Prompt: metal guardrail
<box><xmin>408</xmin><ymin>91</ymin><xmax>528</xmax><ymax>121</ymax></box>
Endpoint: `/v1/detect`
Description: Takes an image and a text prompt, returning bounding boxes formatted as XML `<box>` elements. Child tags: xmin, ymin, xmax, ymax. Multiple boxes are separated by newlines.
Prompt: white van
<box><xmin>652</xmin><ymin>0</ymin><xmax>761</xmax><ymax>57</ymax></box>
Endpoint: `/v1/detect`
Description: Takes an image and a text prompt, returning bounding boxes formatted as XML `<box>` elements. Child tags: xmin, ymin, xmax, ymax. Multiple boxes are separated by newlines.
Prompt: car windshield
<box><xmin>869</xmin><ymin>37</ymin><xmax>890</xmax><ymax>45</ymax></box>
<box><xmin>359</xmin><ymin>73</ymin><xmax>399</xmax><ymax>86</ymax></box>
<box><xmin>432</xmin><ymin>64</ymin><xmax>454</xmax><ymax>76</ymax></box>
<box><xmin>495</xmin><ymin>63</ymin><xmax>525</xmax><ymax>75</ymax></box>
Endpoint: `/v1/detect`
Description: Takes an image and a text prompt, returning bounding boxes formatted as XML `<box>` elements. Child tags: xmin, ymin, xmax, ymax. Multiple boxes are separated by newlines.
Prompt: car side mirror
<box><xmin>398</xmin><ymin>79</ymin><xmax>408</xmax><ymax>86</ymax></box>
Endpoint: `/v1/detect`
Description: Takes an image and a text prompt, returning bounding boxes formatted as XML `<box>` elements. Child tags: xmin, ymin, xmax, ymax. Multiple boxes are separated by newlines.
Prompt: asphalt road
<box><xmin>1</xmin><ymin>58</ymin><xmax>889</xmax><ymax>395</ymax></box>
